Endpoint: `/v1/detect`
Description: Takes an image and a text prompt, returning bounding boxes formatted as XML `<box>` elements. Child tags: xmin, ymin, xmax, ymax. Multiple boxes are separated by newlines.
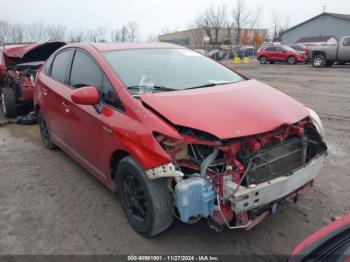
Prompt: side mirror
<box><xmin>71</xmin><ymin>86</ymin><xmax>100</xmax><ymax>105</ymax></box>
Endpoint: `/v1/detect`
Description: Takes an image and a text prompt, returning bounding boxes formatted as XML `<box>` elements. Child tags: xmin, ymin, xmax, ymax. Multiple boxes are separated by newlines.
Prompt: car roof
<box><xmin>67</xmin><ymin>42</ymin><xmax>185</xmax><ymax>52</ymax></box>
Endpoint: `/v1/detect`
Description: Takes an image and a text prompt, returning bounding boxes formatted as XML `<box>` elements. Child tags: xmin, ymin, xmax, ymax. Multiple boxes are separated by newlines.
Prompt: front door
<box><xmin>62</xmin><ymin>50</ymin><xmax>104</xmax><ymax>173</ymax></box>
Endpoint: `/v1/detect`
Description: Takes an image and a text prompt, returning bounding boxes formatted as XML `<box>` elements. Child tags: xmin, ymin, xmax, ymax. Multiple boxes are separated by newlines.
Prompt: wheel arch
<box><xmin>312</xmin><ymin>51</ymin><xmax>326</xmax><ymax>59</ymax></box>
<box><xmin>110</xmin><ymin>149</ymin><xmax>130</xmax><ymax>181</ymax></box>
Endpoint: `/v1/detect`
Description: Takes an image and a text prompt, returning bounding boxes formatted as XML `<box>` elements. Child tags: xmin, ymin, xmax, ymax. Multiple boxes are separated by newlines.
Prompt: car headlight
<box><xmin>308</xmin><ymin>108</ymin><xmax>324</xmax><ymax>136</ymax></box>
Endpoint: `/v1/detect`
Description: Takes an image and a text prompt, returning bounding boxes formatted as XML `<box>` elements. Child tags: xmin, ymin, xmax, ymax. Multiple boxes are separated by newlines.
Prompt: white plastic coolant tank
<box><xmin>175</xmin><ymin>176</ymin><xmax>216</xmax><ymax>222</ymax></box>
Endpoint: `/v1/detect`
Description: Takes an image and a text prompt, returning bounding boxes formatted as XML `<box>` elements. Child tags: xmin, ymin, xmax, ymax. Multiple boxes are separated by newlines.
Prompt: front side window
<box><xmin>102</xmin><ymin>49</ymin><xmax>243</xmax><ymax>94</ymax></box>
<box><xmin>69</xmin><ymin>51</ymin><xmax>102</xmax><ymax>90</ymax></box>
<box><xmin>50</xmin><ymin>49</ymin><xmax>73</xmax><ymax>83</ymax></box>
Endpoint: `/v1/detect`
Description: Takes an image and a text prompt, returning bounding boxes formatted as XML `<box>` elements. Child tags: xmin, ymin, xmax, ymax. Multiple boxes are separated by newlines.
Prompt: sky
<box><xmin>0</xmin><ymin>0</ymin><xmax>350</xmax><ymax>41</ymax></box>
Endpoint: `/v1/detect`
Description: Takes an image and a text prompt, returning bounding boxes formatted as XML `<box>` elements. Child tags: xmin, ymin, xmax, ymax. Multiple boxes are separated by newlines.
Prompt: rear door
<box><xmin>275</xmin><ymin>46</ymin><xmax>286</xmax><ymax>61</ymax></box>
<box><xmin>42</xmin><ymin>48</ymin><xmax>74</xmax><ymax>143</ymax></box>
<box><xmin>62</xmin><ymin>49</ymin><xmax>105</xmax><ymax>173</ymax></box>
<box><xmin>265</xmin><ymin>47</ymin><xmax>277</xmax><ymax>61</ymax></box>
<box><xmin>338</xmin><ymin>37</ymin><xmax>350</xmax><ymax>61</ymax></box>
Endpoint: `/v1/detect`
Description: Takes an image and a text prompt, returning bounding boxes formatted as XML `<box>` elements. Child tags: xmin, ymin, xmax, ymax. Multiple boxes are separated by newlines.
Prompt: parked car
<box><xmin>35</xmin><ymin>43</ymin><xmax>327</xmax><ymax>237</ymax></box>
<box><xmin>0</xmin><ymin>41</ymin><xmax>65</xmax><ymax>118</ymax></box>
<box><xmin>257</xmin><ymin>45</ymin><xmax>305</xmax><ymax>64</ymax></box>
<box><xmin>207</xmin><ymin>49</ymin><xmax>224</xmax><ymax>60</ymax></box>
<box><xmin>237</xmin><ymin>45</ymin><xmax>257</xmax><ymax>57</ymax></box>
<box><xmin>310</xmin><ymin>35</ymin><xmax>350</xmax><ymax>67</ymax></box>
<box><xmin>289</xmin><ymin>214</ymin><xmax>350</xmax><ymax>262</ymax></box>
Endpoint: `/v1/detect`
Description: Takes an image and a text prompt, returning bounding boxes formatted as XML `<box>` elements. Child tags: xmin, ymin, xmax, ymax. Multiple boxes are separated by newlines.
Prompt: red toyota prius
<box><xmin>34</xmin><ymin>43</ymin><xmax>327</xmax><ymax>237</ymax></box>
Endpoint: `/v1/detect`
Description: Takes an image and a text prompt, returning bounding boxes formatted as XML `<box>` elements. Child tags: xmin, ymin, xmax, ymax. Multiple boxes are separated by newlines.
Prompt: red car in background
<box><xmin>257</xmin><ymin>45</ymin><xmax>305</xmax><ymax>64</ymax></box>
<box><xmin>0</xmin><ymin>41</ymin><xmax>65</xmax><ymax>117</ymax></box>
<box><xmin>34</xmin><ymin>43</ymin><xmax>327</xmax><ymax>237</ymax></box>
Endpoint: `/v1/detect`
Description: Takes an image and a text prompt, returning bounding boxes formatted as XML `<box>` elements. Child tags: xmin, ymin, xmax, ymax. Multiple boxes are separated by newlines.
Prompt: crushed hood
<box><xmin>3</xmin><ymin>41</ymin><xmax>66</xmax><ymax>66</ymax></box>
<box><xmin>141</xmin><ymin>79</ymin><xmax>309</xmax><ymax>139</ymax></box>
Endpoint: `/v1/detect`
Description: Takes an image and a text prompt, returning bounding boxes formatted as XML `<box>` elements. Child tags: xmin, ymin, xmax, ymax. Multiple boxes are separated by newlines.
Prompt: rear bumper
<box><xmin>229</xmin><ymin>153</ymin><xmax>327</xmax><ymax>213</ymax></box>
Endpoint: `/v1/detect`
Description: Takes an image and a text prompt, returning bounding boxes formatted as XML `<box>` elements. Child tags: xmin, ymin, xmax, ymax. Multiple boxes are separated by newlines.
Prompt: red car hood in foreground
<box><xmin>141</xmin><ymin>79</ymin><xmax>309</xmax><ymax>139</ymax></box>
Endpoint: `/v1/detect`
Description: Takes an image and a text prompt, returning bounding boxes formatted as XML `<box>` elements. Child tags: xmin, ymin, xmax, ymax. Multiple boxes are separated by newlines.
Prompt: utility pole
<box><xmin>322</xmin><ymin>5</ymin><xmax>327</xmax><ymax>13</ymax></box>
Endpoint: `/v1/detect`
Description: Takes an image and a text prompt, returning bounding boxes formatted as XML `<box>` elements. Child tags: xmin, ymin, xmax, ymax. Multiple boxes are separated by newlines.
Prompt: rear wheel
<box><xmin>116</xmin><ymin>156</ymin><xmax>174</xmax><ymax>237</ymax></box>
<box><xmin>38</xmin><ymin>110</ymin><xmax>57</xmax><ymax>149</ymax></box>
<box><xmin>1</xmin><ymin>87</ymin><xmax>17</xmax><ymax>118</ymax></box>
<box><xmin>312</xmin><ymin>55</ymin><xmax>326</xmax><ymax>67</ymax></box>
<box><xmin>287</xmin><ymin>56</ymin><xmax>296</xmax><ymax>65</ymax></box>
<box><xmin>259</xmin><ymin>56</ymin><xmax>267</xmax><ymax>64</ymax></box>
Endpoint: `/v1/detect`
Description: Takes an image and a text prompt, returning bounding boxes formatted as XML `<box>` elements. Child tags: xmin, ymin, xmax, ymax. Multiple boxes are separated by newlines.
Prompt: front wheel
<box><xmin>1</xmin><ymin>87</ymin><xmax>17</xmax><ymax>118</ymax></box>
<box><xmin>287</xmin><ymin>56</ymin><xmax>296</xmax><ymax>65</ymax></box>
<box><xmin>259</xmin><ymin>56</ymin><xmax>267</xmax><ymax>64</ymax></box>
<box><xmin>312</xmin><ymin>55</ymin><xmax>326</xmax><ymax>67</ymax></box>
<box><xmin>116</xmin><ymin>156</ymin><xmax>174</xmax><ymax>237</ymax></box>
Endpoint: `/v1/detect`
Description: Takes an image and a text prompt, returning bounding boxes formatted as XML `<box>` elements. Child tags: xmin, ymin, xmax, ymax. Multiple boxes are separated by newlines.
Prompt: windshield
<box><xmin>102</xmin><ymin>48</ymin><xmax>243</xmax><ymax>94</ymax></box>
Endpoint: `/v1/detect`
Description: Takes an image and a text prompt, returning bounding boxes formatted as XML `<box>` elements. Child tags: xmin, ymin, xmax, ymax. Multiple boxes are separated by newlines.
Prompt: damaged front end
<box><xmin>149</xmin><ymin>115</ymin><xmax>327</xmax><ymax>231</ymax></box>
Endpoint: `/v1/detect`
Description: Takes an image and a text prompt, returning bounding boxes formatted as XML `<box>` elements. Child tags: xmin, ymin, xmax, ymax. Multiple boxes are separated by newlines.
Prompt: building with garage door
<box><xmin>281</xmin><ymin>12</ymin><xmax>350</xmax><ymax>45</ymax></box>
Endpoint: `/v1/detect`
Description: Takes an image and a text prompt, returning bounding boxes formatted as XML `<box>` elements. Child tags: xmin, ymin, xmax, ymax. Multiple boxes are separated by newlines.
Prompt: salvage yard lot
<box><xmin>0</xmin><ymin>60</ymin><xmax>349</xmax><ymax>256</ymax></box>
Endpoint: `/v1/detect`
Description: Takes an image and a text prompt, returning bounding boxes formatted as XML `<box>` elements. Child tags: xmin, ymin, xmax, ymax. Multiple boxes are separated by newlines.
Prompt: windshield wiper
<box><xmin>186</xmin><ymin>81</ymin><xmax>236</xmax><ymax>90</ymax></box>
<box><xmin>127</xmin><ymin>85</ymin><xmax>177</xmax><ymax>91</ymax></box>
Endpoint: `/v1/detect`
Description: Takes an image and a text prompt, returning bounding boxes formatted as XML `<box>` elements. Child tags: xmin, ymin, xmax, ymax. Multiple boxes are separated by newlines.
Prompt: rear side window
<box><xmin>343</xmin><ymin>38</ymin><xmax>350</xmax><ymax>46</ymax></box>
<box><xmin>50</xmin><ymin>49</ymin><xmax>73</xmax><ymax>83</ymax></box>
<box><xmin>69</xmin><ymin>51</ymin><xmax>102</xmax><ymax>90</ymax></box>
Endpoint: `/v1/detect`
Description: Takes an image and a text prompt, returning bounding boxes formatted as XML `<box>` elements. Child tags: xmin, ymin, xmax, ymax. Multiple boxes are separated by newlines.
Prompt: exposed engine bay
<box><xmin>2</xmin><ymin>62</ymin><xmax>43</xmax><ymax>102</ymax></box>
<box><xmin>151</xmin><ymin>117</ymin><xmax>327</xmax><ymax>231</ymax></box>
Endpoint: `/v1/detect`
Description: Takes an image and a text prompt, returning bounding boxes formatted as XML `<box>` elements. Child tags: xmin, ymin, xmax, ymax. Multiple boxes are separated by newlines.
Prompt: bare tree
<box><xmin>196</xmin><ymin>5</ymin><xmax>227</xmax><ymax>46</ymax></box>
<box><xmin>127</xmin><ymin>21</ymin><xmax>139</xmax><ymax>42</ymax></box>
<box><xmin>46</xmin><ymin>24</ymin><xmax>66</xmax><ymax>41</ymax></box>
<box><xmin>8</xmin><ymin>23</ymin><xmax>25</xmax><ymax>43</ymax></box>
<box><xmin>248</xmin><ymin>7</ymin><xmax>263</xmax><ymax>42</ymax></box>
<box><xmin>27</xmin><ymin>22</ymin><xmax>49</xmax><ymax>42</ymax></box>
<box><xmin>271</xmin><ymin>12</ymin><xmax>281</xmax><ymax>41</ymax></box>
<box><xmin>69</xmin><ymin>28</ymin><xmax>86</xmax><ymax>42</ymax></box>
<box><xmin>111</xmin><ymin>22</ymin><xmax>140</xmax><ymax>43</ymax></box>
<box><xmin>87</xmin><ymin>26</ymin><xmax>107</xmax><ymax>42</ymax></box>
<box><xmin>147</xmin><ymin>34</ymin><xmax>159</xmax><ymax>42</ymax></box>
<box><xmin>232</xmin><ymin>0</ymin><xmax>249</xmax><ymax>45</ymax></box>
<box><xmin>0</xmin><ymin>20</ymin><xmax>11</xmax><ymax>44</ymax></box>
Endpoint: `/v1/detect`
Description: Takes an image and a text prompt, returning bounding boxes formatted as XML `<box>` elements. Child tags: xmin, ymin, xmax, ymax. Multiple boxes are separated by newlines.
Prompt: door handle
<box><xmin>62</xmin><ymin>101</ymin><xmax>71</xmax><ymax>113</ymax></box>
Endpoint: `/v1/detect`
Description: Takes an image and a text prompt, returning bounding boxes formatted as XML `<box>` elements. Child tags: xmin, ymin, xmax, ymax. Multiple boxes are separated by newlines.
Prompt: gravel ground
<box><xmin>0</xmin><ymin>60</ymin><xmax>349</xmax><ymax>257</ymax></box>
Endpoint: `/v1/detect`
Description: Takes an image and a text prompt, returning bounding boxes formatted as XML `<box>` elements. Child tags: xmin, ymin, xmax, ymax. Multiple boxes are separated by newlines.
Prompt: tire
<box><xmin>37</xmin><ymin>110</ymin><xmax>57</xmax><ymax>149</ymax></box>
<box><xmin>1</xmin><ymin>87</ymin><xmax>17</xmax><ymax>118</ymax></box>
<box><xmin>270</xmin><ymin>61</ymin><xmax>275</xmax><ymax>64</ymax></box>
<box><xmin>116</xmin><ymin>156</ymin><xmax>174</xmax><ymax>237</ymax></box>
<box><xmin>287</xmin><ymin>56</ymin><xmax>296</xmax><ymax>65</ymax></box>
<box><xmin>259</xmin><ymin>56</ymin><xmax>267</xmax><ymax>64</ymax></box>
<box><xmin>312</xmin><ymin>55</ymin><xmax>326</xmax><ymax>67</ymax></box>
